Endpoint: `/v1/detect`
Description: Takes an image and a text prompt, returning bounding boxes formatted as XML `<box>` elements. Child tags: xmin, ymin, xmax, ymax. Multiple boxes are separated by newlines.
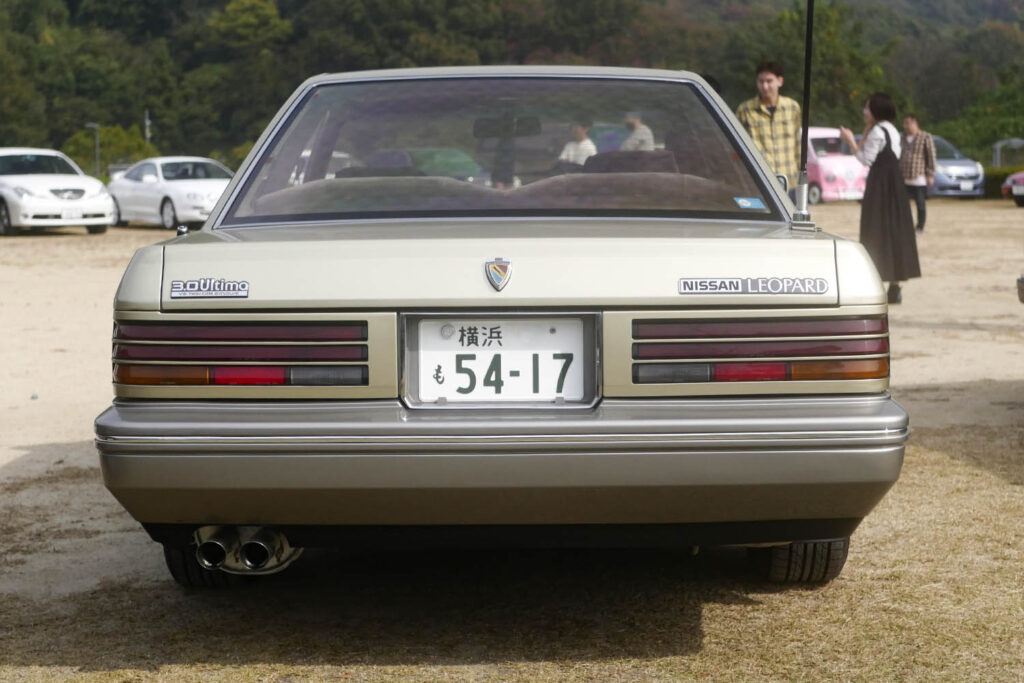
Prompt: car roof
<box><xmin>138</xmin><ymin>156</ymin><xmax>223</xmax><ymax>164</ymax></box>
<box><xmin>808</xmin><ymin>127</ymin><xmax>841</xmax><ymax>137</ymax></box>
<box><xmin>0</xmin><ymin>147</ymin><xmax>70</xmax><ymax>156</ymax></box>
<box><xmin>300</xmin><ymin>65</ymin><xmax>708</xmax><ymax>88</ymax></box>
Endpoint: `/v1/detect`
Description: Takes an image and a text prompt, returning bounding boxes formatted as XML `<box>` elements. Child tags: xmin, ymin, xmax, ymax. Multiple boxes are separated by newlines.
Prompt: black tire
<box><xmin>752</xmin><ymin>537</ymin><xmax>850</xmax><ymax>584</ymax></box>
<box><xmin>112</xmin><ymin>198</ymin><xmax>127</xmax><ymax>227</ymax></box>
<box><xmin>87</xmin><ymin>225</ymin><xmax>108</xmax><ymax>234</ymax></box>
<box><xmin>0</xmin><ymin>200</ymin><xmax>16</xmax><ymax>236</ymax></box>
<box><xmin>160</xmin><ymin>198</ymin><xmax>178</xmax><ymax>230</ymax></box>
<box><xmin>1014</xmin><ymin>197</ymin><xmax>1024</xmax><ymax>207</ymax></box>
<box><xmin>807</xmin><ymin>183</ymin><xmax>823</xmax><ymax>205</ymax></box>
<box><xmin>163</xmin><ymin>543</ymin><xmax>243</xmax><ymax>588</ymax></box>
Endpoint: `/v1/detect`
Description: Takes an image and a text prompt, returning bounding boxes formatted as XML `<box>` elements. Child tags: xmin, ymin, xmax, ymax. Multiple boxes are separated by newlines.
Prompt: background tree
<box><xmin>0</xmin><ymin>0</ymin><xmax>1019</xmax><ymax>171</ymax></box>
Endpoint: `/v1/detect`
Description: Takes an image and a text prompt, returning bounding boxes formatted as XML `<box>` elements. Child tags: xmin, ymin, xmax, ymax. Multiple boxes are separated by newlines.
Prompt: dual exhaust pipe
<box><xmin>194</xmin><ymin>526</ymin><xmax>299</xmax><ymax>574</ymax></box>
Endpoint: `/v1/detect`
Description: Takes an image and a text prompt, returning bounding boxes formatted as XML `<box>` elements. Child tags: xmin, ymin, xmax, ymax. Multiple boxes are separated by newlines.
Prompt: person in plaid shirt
<box><xmin>735</xmin><ymin>61</ymin><xmax>802</xmax><ymax>191</ymax></box>
<box><xmin>900</xmin><ymin>113</ymin><xmax>936</xmax><ymax>233</ymax></box>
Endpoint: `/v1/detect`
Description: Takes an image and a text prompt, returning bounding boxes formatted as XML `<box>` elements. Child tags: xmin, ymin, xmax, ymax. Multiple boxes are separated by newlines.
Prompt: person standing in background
<box><xmin>900</xmin><ymin>113</ymin><xmax>936</xmax><ymax>233</ymax></box>
<box><xmin>735</xmin><ymin>60</ymin><xmax>801</xmax><ymax>192</ymax></box>
<box><xmin>840</xmin><ymin>93</ymin><xmax>921</xmax><ymax>304</ymax></box>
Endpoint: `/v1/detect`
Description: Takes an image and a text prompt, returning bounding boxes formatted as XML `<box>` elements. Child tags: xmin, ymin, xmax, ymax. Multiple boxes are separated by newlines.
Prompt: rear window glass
<box><xmin>223</xmin><ymin>77</ymin><xmax>777</xmax><ymax>225</ymax></box>
<box><xmin>161</xmin><ymin>161</ymin><xmax>233</xmax><ymax>180</ymax></box>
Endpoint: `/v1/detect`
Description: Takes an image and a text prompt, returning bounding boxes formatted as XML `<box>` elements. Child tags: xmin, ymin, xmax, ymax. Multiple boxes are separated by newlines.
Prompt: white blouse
<box><xmin>856</xmin><ymin>120</ymin><xmax>902</xmax><ymax>167</ymax></box>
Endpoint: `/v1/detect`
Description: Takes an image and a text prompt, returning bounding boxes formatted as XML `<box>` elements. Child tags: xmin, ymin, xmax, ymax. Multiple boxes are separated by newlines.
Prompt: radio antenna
<box><xmin>792</xmin><ymin>0</ymin><xmax>818</xmax><ymax>230</ymax></box>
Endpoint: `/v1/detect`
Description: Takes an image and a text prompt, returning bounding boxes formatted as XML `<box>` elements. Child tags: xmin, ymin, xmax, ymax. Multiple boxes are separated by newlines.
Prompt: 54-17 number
<box><xmin>454</xmin><ymin>353</ymin><xmax>573</xmax><ymax>395</ymax></box>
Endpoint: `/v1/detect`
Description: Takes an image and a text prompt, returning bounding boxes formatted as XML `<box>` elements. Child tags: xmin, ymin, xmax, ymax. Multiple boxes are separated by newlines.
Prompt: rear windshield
<box><xmin>161</xmin><ymin>161</ymin><xmax>233</xmax><ymax>180</ymax></box>
<box><xmin>0</xmin><ymin>154</ymin><xmax>79</xmax><ymax>176</ymax></box>
<box><xmin>222</xmin><ymin>77</ymin><xmax>778</xmax><ymax>225</ymax></box>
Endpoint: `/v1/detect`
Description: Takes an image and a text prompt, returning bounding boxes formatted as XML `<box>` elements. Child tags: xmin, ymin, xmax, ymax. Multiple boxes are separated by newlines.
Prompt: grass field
<box><xmin>1</xmin><ymin>199</ymin><xmax>1022</xmax><ymax>680</ymax></box>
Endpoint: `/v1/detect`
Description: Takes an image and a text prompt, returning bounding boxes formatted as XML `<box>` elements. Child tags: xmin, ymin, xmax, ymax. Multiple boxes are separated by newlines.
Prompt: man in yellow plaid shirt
<box><xmin>735</xmin><ymin>61</ymin><xmax>802</xmax><ymax>191</ymax></box>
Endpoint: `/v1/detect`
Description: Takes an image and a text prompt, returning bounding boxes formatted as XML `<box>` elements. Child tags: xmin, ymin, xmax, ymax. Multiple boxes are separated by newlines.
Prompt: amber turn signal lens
<box><xmin>790</xmin><ymin>358</ymin><xmax>889</xmax><ymax>381</ymax></box>
<box><xmin>114</xmin><ymin>364</ymin><xmax>209</xmax><ymax>385</ymax></box>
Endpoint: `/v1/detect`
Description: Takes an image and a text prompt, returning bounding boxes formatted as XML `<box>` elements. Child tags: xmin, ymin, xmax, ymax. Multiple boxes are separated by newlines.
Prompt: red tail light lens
<box><xmin>632</xmin><ymin>316</ymin><xmax>889</xmax><ymax>384</ymax></box>
<box><xmin>211</xmin><ymin>366</ymin><xmax>287</xmax><ymax>385</ymax></box>
<box><xmin>113</xmin><ymin>321</ymin><xmax>370</xmax><ymax>387</ymax></box>
<box><xmin>712</xmin><ymin>362</ymin><xmax>788</xmax><ymax>382</ymax></box>
<box><xmin>114</xmin><ymin>322</ymin><xmax>366</xmax><ymax>342</ymax></box>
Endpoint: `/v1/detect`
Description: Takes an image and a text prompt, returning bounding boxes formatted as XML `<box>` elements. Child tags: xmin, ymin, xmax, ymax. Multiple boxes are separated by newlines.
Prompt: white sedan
<box><xmin>0</xmin><ymin>147</ymin><xmax>113</xmax><ymax>235</ymax></box>
<box><xmin>108</xmin><ymin>156</ymin><xmax>233</xmax><ymax>229</ymax></box>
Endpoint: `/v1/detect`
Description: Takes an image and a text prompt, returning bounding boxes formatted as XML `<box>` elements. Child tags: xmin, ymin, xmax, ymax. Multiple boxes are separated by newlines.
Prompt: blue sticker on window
<box><xmin>734</xmin><ymin>197</ymin><xmax>766</xmax><ymax>209</ymax></box>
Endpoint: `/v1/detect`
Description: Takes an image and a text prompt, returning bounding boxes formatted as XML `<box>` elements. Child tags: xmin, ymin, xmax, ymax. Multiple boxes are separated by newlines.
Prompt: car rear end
<box><xmin>95</xmin><ymin>67</ymin><xmax>907</xmax><ymax>586</ymax></box>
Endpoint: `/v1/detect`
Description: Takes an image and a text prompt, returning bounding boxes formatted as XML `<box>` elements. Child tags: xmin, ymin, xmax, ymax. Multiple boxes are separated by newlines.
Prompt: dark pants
<box><xmin>905</xmin><ymin>184</ymin><xmax>927</xmax><ymax>230</ymax></box>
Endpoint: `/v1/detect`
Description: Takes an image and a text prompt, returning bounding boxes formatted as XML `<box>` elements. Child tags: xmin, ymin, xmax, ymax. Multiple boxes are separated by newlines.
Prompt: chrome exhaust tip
<box><xmin>240</xmin><ymin>528</ymin><xmax>285</xmax><ymax>570</ymax></box>
<box><xmin>195</xmin><ymin>526</ymin><xmax>239</xmax><ymax>570</ymax></box>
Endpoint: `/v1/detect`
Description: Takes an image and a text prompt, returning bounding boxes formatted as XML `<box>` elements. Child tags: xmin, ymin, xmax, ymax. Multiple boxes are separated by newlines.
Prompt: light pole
<box><xmin>84</xmin><ymin>122</ymin><xmax>100</xmax><ymax>177</ymax></box>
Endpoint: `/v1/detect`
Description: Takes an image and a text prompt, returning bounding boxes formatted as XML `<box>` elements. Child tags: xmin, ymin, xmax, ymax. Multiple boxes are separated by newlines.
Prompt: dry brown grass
<box><xmin>2</xmin><ymin>201</ymin><xmax>1024</xmax><ymax>680</ymax></box>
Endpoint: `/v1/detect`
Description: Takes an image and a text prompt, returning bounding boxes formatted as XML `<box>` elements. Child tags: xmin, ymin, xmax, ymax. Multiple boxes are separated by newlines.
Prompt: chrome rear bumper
<box><xmin>95</xmin><ymin>395</ymin><xmax>907</xmax><ymax>530</ymax></box>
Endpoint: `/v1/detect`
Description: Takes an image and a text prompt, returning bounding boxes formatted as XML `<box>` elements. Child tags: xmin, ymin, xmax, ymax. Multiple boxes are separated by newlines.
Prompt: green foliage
<box><xmin>984</xmin><ymin>165</ymin><xmax>1024</xmax><ymax>199</ymax></box>
<box><xmin>0</xmin><ymin>34</ymin><xmax>48</xmax><ymax>146</ymax></box>
<box><xmin>0</xmin><ymin>0</ymin><xmax>1021</xmax><ymax>167</ymax></box>
<box><xmin>208</xmin><ymin>0</ymin><xmax>292</xmax><ymax>54</ymax></box>
<box><xmin>62</xmin><ymin>124</ymin><xmax>159</xmax><ymax>180</ymax></box>
<box><xmin>931</xmin><ymin>83</ymin><xmax>1024</xmax><ymax>161</ymax></box>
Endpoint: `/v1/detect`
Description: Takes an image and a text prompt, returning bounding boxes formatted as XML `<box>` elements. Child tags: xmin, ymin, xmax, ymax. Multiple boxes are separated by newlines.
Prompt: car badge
<box><xmin>485</xmin><ymin>257</ymin><xmax>511</xmax><ymax>291</ymax></box>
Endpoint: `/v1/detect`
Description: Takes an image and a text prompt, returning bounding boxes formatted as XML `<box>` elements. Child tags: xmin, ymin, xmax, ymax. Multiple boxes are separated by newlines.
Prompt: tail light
<box><xmin>113</xmin><ymin>321</ymin><xmax>369</xmax><ymax>386</ymax></box>
<box><xmin>631</xmin><ymin>316</ymin><xmax>889</xmax><ymax>384</ymax></box>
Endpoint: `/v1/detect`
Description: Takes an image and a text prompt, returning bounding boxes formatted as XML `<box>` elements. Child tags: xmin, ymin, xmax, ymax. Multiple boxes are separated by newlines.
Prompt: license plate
<box><xmin>959</xmin><ymin>181</ymin><xmax>973</xmax><ymax>191</ymax></box>
<box><xmin>62</xmin><ymin>208</ymin><xmax>83</xmax><ymax>220</ymax></box>
<box><xmin>418</xmin><ymin>318</ymin><xmax>585</xmax><ymax>403</ymax></box>
<box><xmin>1013</xmin><ymin>185</ymin><xmax>1024</xmax><ymax>196</ymax></box>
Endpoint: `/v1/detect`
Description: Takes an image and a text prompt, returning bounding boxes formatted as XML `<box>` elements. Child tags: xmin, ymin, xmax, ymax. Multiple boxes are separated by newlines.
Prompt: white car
<box><xmin>0</xmin><ymin>147</ymin><xmax>114</xmax><ymax>235</ymax></box>
<box><xmin>108</xmin><ymin>156</ymin><xmax>233</xmax><ymax>229</ymax></box>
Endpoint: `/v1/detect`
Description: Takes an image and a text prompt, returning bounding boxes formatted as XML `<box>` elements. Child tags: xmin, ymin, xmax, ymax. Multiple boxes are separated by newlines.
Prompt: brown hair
<box><xmin>756</xmin><ymin>60</ymin><xmax>784</xmax><ymax>78</ymax></box>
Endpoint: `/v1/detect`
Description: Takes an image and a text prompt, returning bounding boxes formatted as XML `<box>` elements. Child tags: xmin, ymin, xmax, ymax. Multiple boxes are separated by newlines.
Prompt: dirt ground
<box><xmin>1</xmin><ymin>200</ymin><xmax>1022</xmax><ymax>681</ymax></box>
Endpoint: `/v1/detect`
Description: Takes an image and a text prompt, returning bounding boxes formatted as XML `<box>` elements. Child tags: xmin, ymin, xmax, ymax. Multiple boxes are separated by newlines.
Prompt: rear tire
<box><xmin>0</xmin><ymin>200</ymin><xmax>16</xmax><ymax>236</ymax></box>
<box><xmin>752</xmin><ymin>537</ymin><xmax>850</xmax><ymax>584</ymax></box>
<box><xmin>163</xmin><ymin>543</ymin><xmax>243</xmax><ymax>588</ymax></box>
<box><xmin>112</xmin><ymin>199</ymin><xmax>127</xmax><ymax>227</ymax></box>
<box><xmin>87</xmin><ymin>225</ymin><xmax>107</xmax><ymax>234</ymax></box>
<box><xmin>1014</xmin><ymin>197</ymin><xmax>1024</xmax><ymax>207</ymax></box>
<box><xmin>160</xmin><ymin>198</ymin><xmax>178</xmax><ymax>230</ymax></box>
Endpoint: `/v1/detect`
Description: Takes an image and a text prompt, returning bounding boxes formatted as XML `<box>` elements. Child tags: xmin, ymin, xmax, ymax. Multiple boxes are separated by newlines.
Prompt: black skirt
<box><xmin>860</xmin><ymin>128</ymin><xmax>921</xmax><ymax>282</ymax></box>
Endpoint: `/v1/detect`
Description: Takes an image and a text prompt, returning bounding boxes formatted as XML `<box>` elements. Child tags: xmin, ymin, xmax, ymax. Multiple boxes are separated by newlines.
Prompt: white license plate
<box><xmin>959</xmin><ymin>181</ymin><xmax>974</xmax><ymax>191</ymax></box>
<box><xmin>418</xmin><ymin>318</ymin><xmax>585</xmax><ymax>403</ymax></box>
<box><xmin>1012</xmin><ymin>185</ymin><xmax>1024</xmax><ymax>196</ymax></box>
<box><xmin>62</xmin><ymin>208</ymin><xmax>83</xmax><ymax>220</ymax></box>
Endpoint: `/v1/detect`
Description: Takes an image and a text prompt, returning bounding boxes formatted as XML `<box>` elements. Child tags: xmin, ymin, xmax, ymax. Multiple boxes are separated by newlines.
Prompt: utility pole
<box><xmin>84</xmin><ymin>122</ymin><xmax>101</xmax><ymax>177</ymax></box>
<box><xmin>144</xmin><ymin>109</ymin><xmax>152</xmax><ymax>145</ymax></box>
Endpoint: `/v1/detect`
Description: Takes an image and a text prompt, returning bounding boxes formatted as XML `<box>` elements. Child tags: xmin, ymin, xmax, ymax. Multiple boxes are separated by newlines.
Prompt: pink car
<box><xmin>1001</xmin><ymin>170</ymin><xmax>1024</xmax><ymax>207</ymax></box>
<box><xmin>806</xmin><ymin>127</ymin><xmax>868</xmax><ymax>204</ymax></box>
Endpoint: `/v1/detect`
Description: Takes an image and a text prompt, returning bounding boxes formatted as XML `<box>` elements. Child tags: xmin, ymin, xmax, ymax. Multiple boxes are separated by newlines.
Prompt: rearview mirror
<box><xmin>142</xmin><ymin>174</ymin><xmax>158</xmax><ymax>184</ymax></box>
<box><xmin>473</xmin><ymin>116</ymin><xmax>541</xmax><ymax>138</ymax></box>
